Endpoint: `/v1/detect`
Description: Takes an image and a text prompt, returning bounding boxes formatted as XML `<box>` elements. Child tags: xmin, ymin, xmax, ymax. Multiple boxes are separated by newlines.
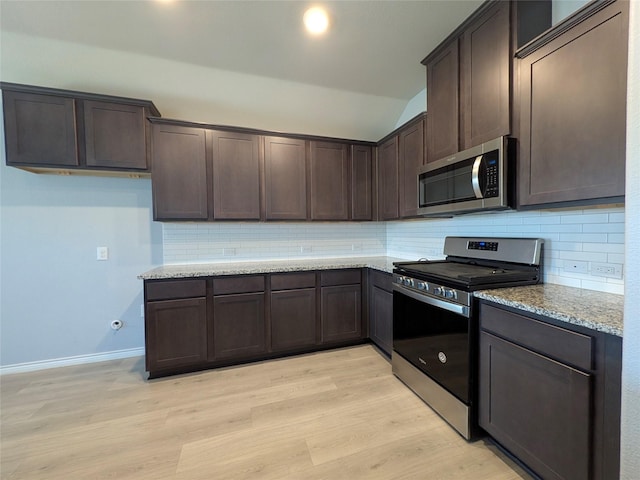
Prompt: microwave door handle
<box><xmin>471</xmin><ymin>155</ymin><xmax>484</xmax><ymax>199</ymax></box>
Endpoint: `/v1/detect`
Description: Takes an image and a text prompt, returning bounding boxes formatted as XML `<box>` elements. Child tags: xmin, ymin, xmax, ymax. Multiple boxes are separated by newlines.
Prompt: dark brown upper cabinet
<box><xmin>263</xmin><ymin>136</ymin><xmax>308</xmax><ymax>220</ymax></box>
<box><xmin>309</xmin><ymin>141</ymin><xmax>350</xmax><ymax>221</ymax></box>
<box><xmin>150</xmin><ymin>122</ymin><xmax>209</xmax><ymax>221</ymax></box>
<box><xmin>425</xmin><ymin>40</ymin><xmax>460</xmax><ymax>162</ymax></box>
<box><xmin>422</xmin><ymin>1</ymin><xmax>551</xmax><ymax>161</ymax></box>
<box><xmin>376</xmin><ymin>113</ymin><xmax>426</xmax><ymax>220</ymax></box>
<box><xmin>516</xmin><ymin>0</ymin><xmax>628</xmax><ymax>208</ymax></box>
<box><xmin>3</xmin><ymin>90</ymin><xmax>79</xmax><ymax>167</ymax></box>
<box><xmin>210</xmin><ymin>130</ymin><xmax>261</xmax><ymax>220</ymax></box>
<box><xmin>398</xmin><ymin>116</ymin><xmax>426</xmax><ymax>218</ymax></box>
<box><xmin>83</xmin><ymin>100</ymin><xmax>147</xmax><ymax>170</ymax></box>
<box><xmin>1</xmin><ymin>82</ymin><xmax>159</xmax><ymax>174</ymax></box>
<box><xmin>377</xmin><ymin>135</ymin><xmax>399</xmax><ymax>221</ymax></box>
<box><xmin>350</xmin><ymin>145</ymin><xmax>373</xmax><ymax>221</ymax></box>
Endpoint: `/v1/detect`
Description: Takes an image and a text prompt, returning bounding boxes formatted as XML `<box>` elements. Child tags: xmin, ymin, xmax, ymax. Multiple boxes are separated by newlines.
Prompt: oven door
<box><xmin>393</xmin><ymin>285</ymin><xmax>472</xmax><ymax>404</ymax></box>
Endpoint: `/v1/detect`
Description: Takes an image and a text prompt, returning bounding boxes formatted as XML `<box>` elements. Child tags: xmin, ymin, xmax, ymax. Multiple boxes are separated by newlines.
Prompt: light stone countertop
<box><xmin>138</xmin><ymin>256</ymin><xmax>410</xmax><ymax>280</ymax></box>
<box><xmin>475</xmin><ymin>284</ymin><xmax>624</xmax><ymax>337</ymax></box>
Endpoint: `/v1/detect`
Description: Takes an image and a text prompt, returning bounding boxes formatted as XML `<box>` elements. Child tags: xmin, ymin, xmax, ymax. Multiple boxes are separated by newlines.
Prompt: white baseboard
<box><xmin>0</xmin><ymin>347</ymin><xmax>145</xmax><ymax>375</ymax></box>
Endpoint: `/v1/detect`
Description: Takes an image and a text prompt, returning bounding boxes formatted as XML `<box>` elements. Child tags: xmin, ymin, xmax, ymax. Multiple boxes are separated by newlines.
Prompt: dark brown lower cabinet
<box><xmin>479</xmin><ymin>302</ymin><xmax>622</xmax><ymax>480</ymax></box>
<box><xmin>320</xmin><ymin>269</ymin><xmax>362</xmax><ymax>343</ymax></box>
<box><xmin>145</xmin><ymin>297</ymin><xmax>208</xmax><ymax>374</ymax></box>
<box><xmin>368</xmin><ymin>270</ymin><xmax>393</xmax><ymax>356</ymax></box>
<box><xmin>213</xmin><ymin>292</ymin><xmax>266</xmax><ymax>360</ymax></box>
<box><xmin>271</xmin><ymin>288</ymin><xmax>317</xmax><ymax>351</ymax></box>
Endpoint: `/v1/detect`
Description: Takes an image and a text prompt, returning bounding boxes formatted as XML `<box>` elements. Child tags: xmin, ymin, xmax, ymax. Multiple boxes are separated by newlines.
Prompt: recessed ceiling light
<box><xmin>303</xmin><ymin>6</ymin><xmax>330</xmax><ymax>35</ymax></box>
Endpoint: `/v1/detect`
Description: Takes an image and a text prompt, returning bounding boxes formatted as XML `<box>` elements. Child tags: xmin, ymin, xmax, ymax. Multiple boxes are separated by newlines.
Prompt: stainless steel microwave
<box><xmin>417</xmin><ymin>136</ymin><xmax>513</xmax><ymax>217</ymax></box>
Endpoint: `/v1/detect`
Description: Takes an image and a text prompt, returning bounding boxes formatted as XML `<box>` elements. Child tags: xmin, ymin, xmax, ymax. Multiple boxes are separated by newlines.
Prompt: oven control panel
<box><xmin>393</xmin><ymin>273</ymin><xmax>471</xmax><ymax>307</ymax></box>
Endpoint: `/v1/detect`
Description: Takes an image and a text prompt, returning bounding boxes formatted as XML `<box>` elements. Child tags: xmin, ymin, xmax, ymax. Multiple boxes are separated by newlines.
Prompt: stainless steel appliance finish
<box><xmin>392</xmin><ymin>237</ymin><xmax>544</xmax><ymax>440</ymax></box>
<box><xmin>417</xmin><ymin>136</ymin><xmax>513</xmax><ymax>217</ymax></box>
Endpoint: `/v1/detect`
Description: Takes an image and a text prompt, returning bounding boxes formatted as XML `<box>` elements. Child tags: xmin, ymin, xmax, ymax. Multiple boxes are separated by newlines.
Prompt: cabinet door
<box><xmin>377</xmin><ymin>136</ymin><xmax>399</xmax><ymax>220</ymax></box>
<box><xmin>321</xmin><ymin>284</ymin><xmax>362</xmax><ymax>343</ymax></box>
<box><xmin>369</xmin><ymin>285</ymin><xmax>392</xmax><ymax>356</ymax></box>
<box><xmin>3</xmin><ymin>90</ymin><xmax>78</xmax><ymax>167</ymax></box>
<box><xmin>213</xmin><ymin>292</ymin><xmax>266</xmax><ymax>360</ymax></box>
<box><xmin>310</xmin><ymin>141</ymin><xmax>349</xmax><ymax>220</ymax></box>
<box><xmin>264</xmin><ymin>136</ymin><xmax>307</xmax><ymax>220</ymax></box>
<box><xmin>461</xmin><ymin>1</ymin><xmax>510</xmax><ymax>149</ymax></box>
<box><xmin>211</xmin><ymin>130</ymin><xmax>261</xmax><ymax>220</ymax></box>
<box><xmin>271</xmin><ymin>288</ymin><xmax>317</xmax><ymax>351</ymax></box>
<box><xmin>518</xmin><ymin>1</ymin><xmax>628</xmax><ymax>206</ymax></box>
<box><xmin>151</xmin><ymin>123</ymin><xmax>209</xmax><ymax>221</ymax></box>
<box><xmin>426</xmin><ymin>39</ymin><xmax>459</xmax><ymax>162</ymax></box>
<box><xmin>145</xmin><ymin>297</ymin><xmax>208</xmax><ymax>373</ymax></box>
<box><xmin>84</xmin><ymin>100</ymin><xmax>147</xmax><ymax>170</ymax></box>
<box><xmin>398</xmin><ymin>118</ymin><xmax>425</xmax><ymax>218</ymax></box>
<box><xmin>479</xmin><ymin>331</ymin><xmax>591</xmax><ymax>480</ymax></box>
<box><xmin>350</xmin><ymin>145</ymin><xmax>373</xmax><ymax>221</ymax></box>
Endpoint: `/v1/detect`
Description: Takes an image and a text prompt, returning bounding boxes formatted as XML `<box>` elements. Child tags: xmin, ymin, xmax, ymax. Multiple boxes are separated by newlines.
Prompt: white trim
<box><xmin>0</xmin><ymin>347</ymin><xmax>145</xmax><ymax>375</ymax></box>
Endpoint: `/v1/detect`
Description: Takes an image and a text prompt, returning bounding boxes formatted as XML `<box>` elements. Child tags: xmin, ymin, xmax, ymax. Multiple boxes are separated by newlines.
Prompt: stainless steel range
<box><xmin>392</xmin><ymin>236</ymin><xmax>544</xmax><ymax>440</ymax></box>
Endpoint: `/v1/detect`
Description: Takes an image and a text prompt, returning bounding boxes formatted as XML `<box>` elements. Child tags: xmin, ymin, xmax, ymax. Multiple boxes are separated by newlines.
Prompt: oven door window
<box><xmin>393</xmin><ymin>291</ymin><xmax>470</xmax><ymax>403</ymax></box>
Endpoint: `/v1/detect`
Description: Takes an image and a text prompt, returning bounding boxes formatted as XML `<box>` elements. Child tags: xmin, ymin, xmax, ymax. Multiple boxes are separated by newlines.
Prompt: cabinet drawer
<box><xmin>270</xmin><ymin>272</ymin><xmax>316</xmax><ymax>291</ymax></box>
<box><xmin>146</xmin><ymin>279</ymin><xmax>206</xmax><ymax>301</ymax></box>
<box><xmin>480</xmin><ymin>303</ymin><xmax>593</xmax><ymax>371</ymax></box>
<box><xmin>321</xmin><ymin>269</ymin><xmax>361</xmax><ymax>286</ymax></box>
<box><xmin>213</xmin><ymin>275</ymin><xmax>265</xmax><ymax>295</ymax></box>
<box><xmin>369</xmin><ymin>269</ymin><xmax>392</xmax><ymax>292</ymax></box>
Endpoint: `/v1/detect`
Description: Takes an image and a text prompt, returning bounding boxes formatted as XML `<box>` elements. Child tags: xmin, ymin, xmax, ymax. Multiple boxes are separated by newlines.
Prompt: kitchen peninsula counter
<box><xmin>138</xmin><ymin>256</ymin><xmax>408</xmax><ymax>280</ymax></box>
<box><xmin>475</xmin><ymin>284</ymin><xmax>624</xmax><ymax>337</ymax></box>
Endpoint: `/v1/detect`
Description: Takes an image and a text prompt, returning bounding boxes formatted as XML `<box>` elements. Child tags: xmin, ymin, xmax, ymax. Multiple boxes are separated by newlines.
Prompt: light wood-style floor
<box><xmin>1</xmin><ymin>345</ymin><xmax>531</xmax><ymax>479</ymax></box>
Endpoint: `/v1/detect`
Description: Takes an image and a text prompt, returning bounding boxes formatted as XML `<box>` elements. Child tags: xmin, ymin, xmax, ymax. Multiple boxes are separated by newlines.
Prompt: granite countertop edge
<box><xmin>475</xmin><ymin>285</ymin><xmax>624</xmax><ymax>337</ymax></box>
<box><xmin>138</xmin><ymin>256</ymin><xmax>409</xmax><ymax>280</ymax></box>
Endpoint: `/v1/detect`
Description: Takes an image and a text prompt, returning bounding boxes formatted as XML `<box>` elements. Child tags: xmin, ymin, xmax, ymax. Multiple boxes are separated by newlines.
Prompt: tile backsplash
<box><xmin>163</xmin><ymin>205</ymin><xmax>625</xmax><ymax>294</ymax></box>
<box><xmin>387</xmin><ymin>205</ymin><xmax>625</xmax><ymax>294</ymax></box>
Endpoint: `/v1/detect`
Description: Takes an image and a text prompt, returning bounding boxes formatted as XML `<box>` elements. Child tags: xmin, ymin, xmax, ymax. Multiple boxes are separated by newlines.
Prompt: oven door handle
<box><xmin>393</xmin><ymin>284</ymin><xmax>470</xmax><ymax>317</ymax></box>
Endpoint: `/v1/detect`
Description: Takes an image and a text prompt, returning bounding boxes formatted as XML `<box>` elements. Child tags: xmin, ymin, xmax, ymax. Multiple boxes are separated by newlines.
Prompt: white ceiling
<box><xmin>0</xmin><ymin>0</ymin><xmax>484</xmax><ymax>101</ymax></box>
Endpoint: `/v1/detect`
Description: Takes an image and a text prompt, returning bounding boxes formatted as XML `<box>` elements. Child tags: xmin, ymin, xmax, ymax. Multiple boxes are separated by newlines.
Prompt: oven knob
<box><xmin>397</xmin><ymin>276</ymin><xmax>405</xmax><ymax>285</ymax></box>
<box><xmin>435</xmin><ymin>287</ymin><xmax>444</xmax><ymax>296</ymax></box>
<box><xmin>417</xmin><ymin>281</ymin><xmax>427</xmax><ymax>290</ymax></box>
<box><xmin>405</xmin><ymin>278</ymin><xmax>415</xmax><ymax>288</ymax></box>
<box><xmin>445</xmin><ymin>289</ymin><xmax>456</xmax><ymax>299</ymax></box>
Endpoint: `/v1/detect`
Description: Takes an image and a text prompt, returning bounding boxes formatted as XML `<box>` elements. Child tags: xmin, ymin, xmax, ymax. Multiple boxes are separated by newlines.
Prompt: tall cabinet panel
<box><xmin>264</xmin><ymin>136</ymin><xmax>308</xmax><ymax>220</ymax></box>
<box><xmin>398</xmin><ymin>117</ymin><xmax>425</xmax><ymax>218</ymax></box>
<box><xmin>426</xmin><ymin>40</ymin><xmax>459</xmax><ymax>162</ymax></box>
<box><xmin>351</xmin><ymin>145</ymin><xmax>373</xmax><ymax>221</ymax></box>
<box><xmin>309</xmin><ymin>141</ymin><xmax>350</xmax><ymax>220</ymax></box>
<box><xmin>461</xmin><ymin>1</ymin><xmax>510</xmax><ymax>149</ymax></box>
<box><xmin>211</xmin><ymin>130</ymin><xmax>261</xmax><ymax>220</ymax></box>
<box><xmin>151</xmin><ymin>123</ymin><xmax>209</xmax><ymax>221</ymax></box>
<box><xmin>377</xmin><ymin>136</ymin><xmax>399</xmax><ymax>220</ymax></box>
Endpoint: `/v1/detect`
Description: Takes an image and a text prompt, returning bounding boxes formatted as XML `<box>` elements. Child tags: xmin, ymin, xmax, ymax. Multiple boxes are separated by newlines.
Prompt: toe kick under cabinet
<box><xmin>144</xmin><ymin>269</ymin><xmax>366</xmax><ymax>378</ymax></box>
<box><xmin>478</xmin><ymin>301</ymin><xmax>622</xmax><ymax>480</ymax></box>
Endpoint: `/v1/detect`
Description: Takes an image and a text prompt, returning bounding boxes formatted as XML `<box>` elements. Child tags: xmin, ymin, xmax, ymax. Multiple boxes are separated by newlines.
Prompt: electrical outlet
<box><xmin>591</xmin><ymin>263</ymin><xmax>623</xmax><ymax>279</ymax></box>
<box><xmin>352</xmin><ymin>244</ymin><xmax>362</xmax><ymax>251</ymax></box>
<box><xmin>97</xmin><ymin>247</ymin><xmax>108</xmax><ymax>261</ymax></box>
<box><xmin>300</xmin><ymin>245</ymin><xmax>312</xmax><ymax>253</ymax></box>
<box><xmin>563</xmin><ymin>260</ymin><xmax>588</xmax><ymax>274</ymax></box>
<box><xmin>223</xmin><ymin>248</ymin><xmax>236</xmax><ymax>257</ymax></box>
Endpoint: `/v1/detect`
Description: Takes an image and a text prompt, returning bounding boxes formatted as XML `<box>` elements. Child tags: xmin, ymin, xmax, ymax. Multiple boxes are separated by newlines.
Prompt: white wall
<box><xmin>394</xmin><ymin>88</ymin><xmax>427</xmax><ymax>129</ymax></box>
<box><xmin>620</xmin><ymin>0</ymin><xmax>640</xmax><ymax>476</ymax></box>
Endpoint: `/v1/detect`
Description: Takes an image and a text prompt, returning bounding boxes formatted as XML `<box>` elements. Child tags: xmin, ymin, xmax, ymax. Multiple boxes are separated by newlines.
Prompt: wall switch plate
<box><xmin>563</xmin><ymin>260</ymin><xmax>588</xmax><ymax>274</ymax></box>
<box><xmin>591</xmin><ymin>263</ymin><xmax>623</xmax><ymax>279</ymax></box>
<box><xmin>97</xmin><ymin>247</ymin><xmax>108</xmax><ymax>261</ymax></box>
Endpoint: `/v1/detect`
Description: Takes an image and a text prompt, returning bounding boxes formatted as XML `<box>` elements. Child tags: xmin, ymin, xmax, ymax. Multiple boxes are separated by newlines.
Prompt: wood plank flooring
<box><xmin>1</xmin><ymin>345</ymin><xmax>531</xmax><ymax>479</ymax></box>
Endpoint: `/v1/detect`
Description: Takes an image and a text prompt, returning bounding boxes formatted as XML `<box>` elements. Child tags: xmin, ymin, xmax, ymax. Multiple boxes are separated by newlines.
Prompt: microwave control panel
<box><xmin>483</xmin><ymin>154</ymin><xmax>499</xmax><ymax>198</ymax></box>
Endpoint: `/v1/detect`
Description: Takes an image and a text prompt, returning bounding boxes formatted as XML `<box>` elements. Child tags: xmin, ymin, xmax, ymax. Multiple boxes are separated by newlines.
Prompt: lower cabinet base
<box><xmin>146</xmin><ymin>339</ymin><xmax>368</xmax><ymax>379</ymax></box>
